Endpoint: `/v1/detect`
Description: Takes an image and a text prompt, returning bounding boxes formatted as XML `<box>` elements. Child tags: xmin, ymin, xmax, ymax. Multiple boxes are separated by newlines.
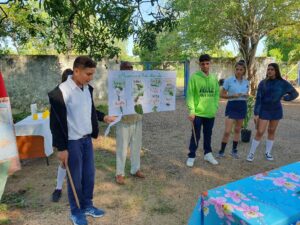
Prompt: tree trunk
<box><xmin>67</xmin><ymin>0</ymin><xmax>78</xmax><ymax>56</ymax></box>
<box><xmin>12</xmin><ymin>38</ymin><xmax>20</xmax><ymax>55</ymax></box>
<box><xmin>238</xmin><ymin>36</ymin><xmax>259</xmax><ymax>95</ymax></box>
<box><xmin>67</xmin><ymin>19</ymin><xmax>74</xmax><ymax>56</ymax></box>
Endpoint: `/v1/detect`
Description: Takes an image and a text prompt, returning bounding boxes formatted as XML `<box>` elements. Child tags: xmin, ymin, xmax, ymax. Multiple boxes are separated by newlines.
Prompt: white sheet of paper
<box><xmin>104</xmin><ymin>114</ymin><xmax>122</xmax><ymax>137</ymax></box>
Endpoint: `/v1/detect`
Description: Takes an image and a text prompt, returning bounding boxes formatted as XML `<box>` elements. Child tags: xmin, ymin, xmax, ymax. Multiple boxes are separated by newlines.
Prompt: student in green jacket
<box><xmin>186</xmin><ymin>54</ymin><xmax>220</xmax><ymax>167</ymax></box>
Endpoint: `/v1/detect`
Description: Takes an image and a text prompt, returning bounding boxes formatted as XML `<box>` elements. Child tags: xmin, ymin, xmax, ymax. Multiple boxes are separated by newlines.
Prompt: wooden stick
<box><xmin>66</xmin><ymin>164</ymin><xmax>80</xmax><ymax>209</ymax></box>
<box><xmin>191</xmin><ymin>121</ymin><xmax>197</xmax><ymax>146</ymax></box>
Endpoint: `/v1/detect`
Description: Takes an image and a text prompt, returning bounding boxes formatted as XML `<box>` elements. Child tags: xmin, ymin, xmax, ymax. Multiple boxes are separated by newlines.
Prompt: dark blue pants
<box><xmin>67</xmin><ymin>136</ymin><xmax>95</xmax><ymax>215</ymax></box>
<box><xmin>188</xmin><ymin>116</ymin><xmax>215</xmax><ymax>158</ymax></box>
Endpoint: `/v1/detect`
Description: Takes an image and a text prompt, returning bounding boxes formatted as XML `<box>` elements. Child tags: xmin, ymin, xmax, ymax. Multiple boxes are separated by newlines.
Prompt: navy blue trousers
<box><xmin>67</xmin><ymin>136</ymin><xmax>95</xmax><ymax>215</ymax></box>
<box><xmin>188</xmin><ymin>116</ymin><xmax>215</xmax><ymax>158</ymax></box>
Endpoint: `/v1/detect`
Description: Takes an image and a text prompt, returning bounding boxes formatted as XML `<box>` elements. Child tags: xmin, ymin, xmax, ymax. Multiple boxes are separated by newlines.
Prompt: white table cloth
<box><xmin>14</xmin><ymin>113</ymin><xmax>53</xmax><ymax>157</ymax></box>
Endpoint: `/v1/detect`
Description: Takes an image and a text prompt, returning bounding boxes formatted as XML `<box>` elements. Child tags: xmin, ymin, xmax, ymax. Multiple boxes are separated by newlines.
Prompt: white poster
<box><xmin>0</xmin><ymin>97</ymin><xmax>18</xmax><ymax>161</ymax></box>
<box><xmin>108</xmin><ymin>70</ymin><xmax>176</xmax><ymax>116</ymax></box>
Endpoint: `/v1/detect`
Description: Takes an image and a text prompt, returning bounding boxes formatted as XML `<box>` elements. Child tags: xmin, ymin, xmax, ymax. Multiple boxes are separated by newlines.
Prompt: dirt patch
<box><xmin>2</xmin><ymin>98</ymin><xmax>300</xmax><ymax>225</ymax></box>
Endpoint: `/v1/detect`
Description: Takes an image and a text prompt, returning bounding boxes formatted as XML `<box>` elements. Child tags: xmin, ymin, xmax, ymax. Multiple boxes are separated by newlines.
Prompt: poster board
<box><xmin>108</xmin><ymin>70</ymin><xmax>176</xmax><ymax>116</ymax></box>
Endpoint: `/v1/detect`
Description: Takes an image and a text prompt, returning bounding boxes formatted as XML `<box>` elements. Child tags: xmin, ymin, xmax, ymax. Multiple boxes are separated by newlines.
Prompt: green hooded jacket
<box><xmin>186</xmin><ymin>70</ymin><xmax>220</xmax><ymax>118</ymax></box>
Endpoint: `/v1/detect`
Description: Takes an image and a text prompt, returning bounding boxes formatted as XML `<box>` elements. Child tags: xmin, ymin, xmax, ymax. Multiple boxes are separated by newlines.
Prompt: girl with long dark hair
<box><xmin>246</xmin><ymin>63</ymin><xmax>299</xmax><ymax>162</ymax></box>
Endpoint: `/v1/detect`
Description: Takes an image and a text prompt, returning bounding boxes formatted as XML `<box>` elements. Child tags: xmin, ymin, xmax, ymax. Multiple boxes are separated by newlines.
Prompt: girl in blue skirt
<box><xmin>246</xmin><ymin>63</ymin><xmax>299</xmax><ymax>162</ymax></box>
<box><xmin>218</xmin><ymin>60</ymin><xmax>249</xmax><ymax>159</ymax></box>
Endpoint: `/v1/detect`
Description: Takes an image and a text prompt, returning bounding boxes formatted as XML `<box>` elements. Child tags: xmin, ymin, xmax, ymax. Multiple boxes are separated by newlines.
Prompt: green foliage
<box><xmin>96</xmin><ymin>104</ymin><xmax>108</xmax><ymax>115</ymax></box>
<box><xmin>173</xmin><ymin>0</ymin><xmax>300</xmax><ymax>51</ymax></box>
<box><xmin>0</xmin><ymin>1</ymin><xmax>50</xmax><ymax>54</ymax></box>
<box><xmin>42</xmin><ymin>0</ymin><xmax>178</xmax><ymax>60</ymax></box>
<box><xmin>115</xmin><ymin>40</ymin><xmax>138</xmax><ymax>62</ymax></box>
<box><xmin>266</xmin><ymin>24</ymin><xmax>300</xmax><ymax>63</ymax></box>
<box><xmin>135</xmin><ymin>28</ymin><xmax>235</xmax><ymax>62</ymax></box>
<box><xmin>172</xmin><ymin>0</ymin><xmax>300</xmax><ymax>90</ymax></box>
<box><xmin>268</xmin><ymin>48</ymin><xmax>283</xmax><ymax>62</ymax></box>
<box><xmin>12</xmin><ymin>112</ymin><xmax>30</xmax><ymax>123</ymax></box>
<box><xmin>267</xmin><ymin>24</ymin><xmax>300</xmax><ymax>80</ymax></box>
<box><xmin>242</xmin><ymin>96</ymin><xmax>255</xmax><ymax>129</ymax></box>
<box><xmin>134</xmin><ymin>30</ymin><xmax>190</xmax><ymax>62</ymax></box>
<box><xmin>0</xmin><ymin>1</ymin><xmax>177</xmax><ymax>59</ymax></box>
<box><xmin>278</xmin><ymin>63</ymin><xmax>298</xmax><ymax>81</ymax></box>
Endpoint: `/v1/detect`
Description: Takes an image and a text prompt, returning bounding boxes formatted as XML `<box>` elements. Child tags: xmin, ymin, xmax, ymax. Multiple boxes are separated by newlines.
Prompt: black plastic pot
<box><xmin>241</xmin><ymin>129</ymin><xmax>251</xmax><ymax>143</ymax></box>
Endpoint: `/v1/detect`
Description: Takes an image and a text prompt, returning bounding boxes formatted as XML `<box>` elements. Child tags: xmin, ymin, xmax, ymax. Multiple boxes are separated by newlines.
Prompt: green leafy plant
<box><xmin>242</xmin><ymin>96</ymin><xmax>255</xmax><ymax>129</ymax></box>
<box><xmin>150</xmin><ymin>78</ymin><xmax>161</xmax><ymax>87</ymax></box>
<box><xmin>113</xmin><ymin>81</ymin><xmax>125</xmax><ymax>91</ymax></box>
<box><xmin>136</xmin><ymin>83</ymin><xmax>144</xmax><ymax>91</ymax></box>
<box><xmin>134</xmin><ymin>104</ymin><xmax>143</xmax><ymax>115</ymax></box>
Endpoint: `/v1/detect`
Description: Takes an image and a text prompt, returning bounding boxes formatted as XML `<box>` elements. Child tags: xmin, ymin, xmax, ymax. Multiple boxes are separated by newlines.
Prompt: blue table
<box><xmin>189</xmin><ymin>162</ymin><xmax>300</xmax><ymax>225</ymax></box>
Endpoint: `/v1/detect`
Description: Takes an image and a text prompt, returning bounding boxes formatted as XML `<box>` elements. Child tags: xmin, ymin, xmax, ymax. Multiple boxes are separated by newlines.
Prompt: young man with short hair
<box><xmin>186</xmin><ymin>54</ymin><xmax>220</xmax><ymax>167</ymax></box>
<box><xmin>48</xmin><ymin>56</ymin><xmax>115</xmax><ymax>225</ymax></box>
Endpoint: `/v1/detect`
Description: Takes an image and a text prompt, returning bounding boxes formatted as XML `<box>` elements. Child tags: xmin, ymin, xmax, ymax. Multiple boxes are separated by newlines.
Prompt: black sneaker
<box><xmin>52</xmin><ymin>189</ymin><xmax>62</xmax><ymax>202</ymax></box>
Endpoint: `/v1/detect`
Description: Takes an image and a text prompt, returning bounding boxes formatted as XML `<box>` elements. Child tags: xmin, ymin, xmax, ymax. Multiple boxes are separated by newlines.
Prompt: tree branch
<box><xmin>0</xmin><ymin>6</ymin><xmax>8</xmax><ymax>24</ymax></box>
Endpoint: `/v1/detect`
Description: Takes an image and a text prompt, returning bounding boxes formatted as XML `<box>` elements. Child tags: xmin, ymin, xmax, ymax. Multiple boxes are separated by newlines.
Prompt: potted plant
<box><xmin>241</xmin><ymin>96</ymin><xmax>255</xmax><ymax>142</ymax></box>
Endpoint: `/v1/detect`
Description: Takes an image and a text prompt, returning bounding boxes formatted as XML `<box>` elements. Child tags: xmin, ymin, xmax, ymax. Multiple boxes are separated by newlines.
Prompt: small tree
<box><xmin>173</xmin><ymin>0</ymin><xmax>300</xmax><ymax>92</ymax></box>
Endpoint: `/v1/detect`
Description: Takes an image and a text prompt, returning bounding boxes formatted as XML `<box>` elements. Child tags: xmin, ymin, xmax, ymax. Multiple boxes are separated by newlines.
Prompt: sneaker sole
<box><xmin>52</xmin><ymin>196</ymin><xmax>61</xmax><ymax>202</ymax></box>
<box><xmin>186</xmin><ymin>159</ymin><xmax>195</xmax><ymax>167</ymax></box>
<box><xmin>204</xmin><ymin>159</ymin><xmax>218</xmax><ymax>165</ymax></box>
<box><xmin>85</xmin><ymin>212</ymin><xmax>104</xmax><ymax>218</ymax></box>
<box><xmin>70</xmin><ymin>220</ymin><xmax>80</xmax><ymax>225</ymax></box>
<box><xmin>230</xmin><ymin>154</ymin><xmax>239</xmax><ymax>159</ymax></box>
<box><xmin>70</xmin><ymin>218</ymin><xmax>86</xmax><ymax>225</ymax></box>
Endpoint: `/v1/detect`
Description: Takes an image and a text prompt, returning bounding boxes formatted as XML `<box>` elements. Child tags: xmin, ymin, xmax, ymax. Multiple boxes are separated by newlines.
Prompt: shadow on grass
<box><xmin>0</xmin><ymin>190</ymin><xmax>27</xmax><ymax>224</ymax></box>
<box><xmin>94</xmin><ymin>148</ymin><xmax>131</xmax><ymax>178</ymax></box>
<box><xmin>0</xmin><ymin>189</ymin><xmax>27</xmax><ymax>209</ymax></box>
<box><xmin>150</xmin><ymin>199</ymin><xmax>177</xmax><ymax>215</ymax></box>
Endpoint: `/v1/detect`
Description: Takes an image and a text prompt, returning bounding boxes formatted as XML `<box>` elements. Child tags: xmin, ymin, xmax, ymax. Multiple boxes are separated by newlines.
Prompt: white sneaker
<box><xmin>186</xmin><ymin>158</ymin><xmax>195</xmax><ymax>167</ymax></box>
<box><xmin>246</xmin><ymin>153</ymin><xmax>255</xmax><ymax>162</ymax></box>
<box><xmin>204</xmin><ymin>153</ymin><xmax>218</xmax><ymax>165</ymax></box>
<box><xmin>265</xmin><ymin>153</ymin><xmax>274</xmax><ymax>161</ymax></box>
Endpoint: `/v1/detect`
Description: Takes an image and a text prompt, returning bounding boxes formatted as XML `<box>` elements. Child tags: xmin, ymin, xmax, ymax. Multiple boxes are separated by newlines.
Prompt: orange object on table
<box><xmin>16</xmin><ymin>135</ymin><xmax>45</xmax><ymax>160</ymax></box>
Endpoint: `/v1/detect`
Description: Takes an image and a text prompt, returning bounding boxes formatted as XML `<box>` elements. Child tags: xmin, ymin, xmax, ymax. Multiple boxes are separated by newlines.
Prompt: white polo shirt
<box><xmin>223</xmin><ymin>75</ymin><xmax>249</xmax><ymax>101</ymax></box>
<box><xmin>59</xmin><ymin>76</ymin><xmax>92</xmax><ymax>140</ymax></box>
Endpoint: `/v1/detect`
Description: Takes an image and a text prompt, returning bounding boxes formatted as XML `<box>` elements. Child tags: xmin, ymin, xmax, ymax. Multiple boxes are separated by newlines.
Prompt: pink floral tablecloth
<box><xmin>189</xmin><ymin>162</ymin><xmax>300</xmax><ymax>225</ymax></box>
